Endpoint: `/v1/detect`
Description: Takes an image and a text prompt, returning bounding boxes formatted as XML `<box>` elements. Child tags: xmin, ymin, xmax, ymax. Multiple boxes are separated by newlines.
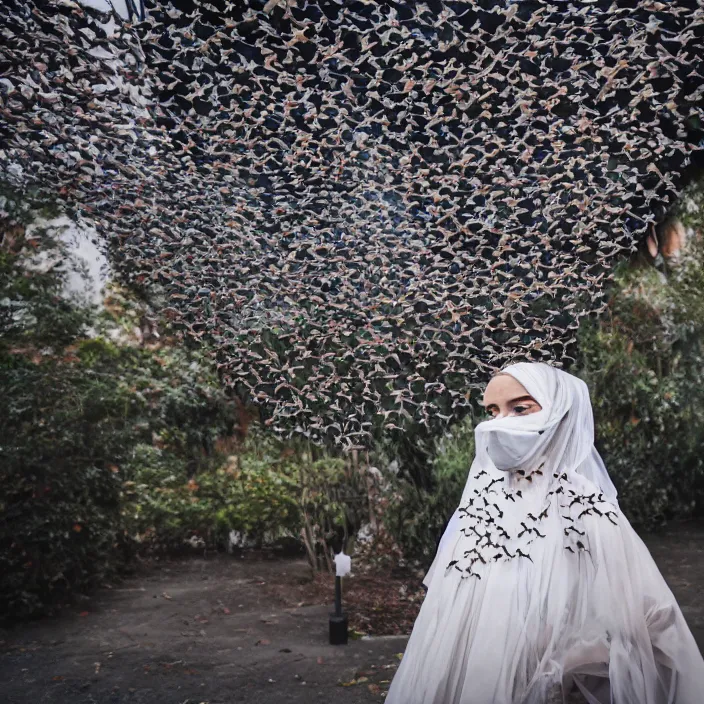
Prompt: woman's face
<box><xmin>482</xmin><ymin>374</ymin><xmax>542</xmax><ymax>419</ymax></box>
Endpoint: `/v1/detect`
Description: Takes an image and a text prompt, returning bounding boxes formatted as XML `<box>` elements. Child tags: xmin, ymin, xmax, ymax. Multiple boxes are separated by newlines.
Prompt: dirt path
<box><xmin>1</xmin><ymin>523</ymin><xmax>703</xmax><ymax>704</ymax></box>
<box><xmin>0</xmin><ymin>555</ymin><xmax>405</xmax><ymax>704</ymax></box>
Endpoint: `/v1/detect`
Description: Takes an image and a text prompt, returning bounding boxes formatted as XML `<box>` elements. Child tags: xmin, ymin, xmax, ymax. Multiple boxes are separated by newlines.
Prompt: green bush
<box><xmin>383</xmin><ymin>414</ymin><xmax>477</xmax><ymax>563</ymax></box>
<box><xmin>573</xmin><ymin>179</ymin><xmax>704</xmax><ymax>526</ymax></box>
<box><xmin>1</xmin><ymin>341</ymin><xmax>131</xmax><ymax>619</ymax></box>
<box><xmin>575</xmin><ymin>270</ymin><xmax>704</xmax><ymax>526</ymax></box>
<box><xmin>0</xmin><ymin>194</ymin><xmax>240</xmax><ymax>621</ymax></box>
<box><xmin>121</xmin><ymin>432</ymin><xmax>363</xmax><ymax>571</ymax></box>
<box><xmin>121</xmin><ymin>439</ymin><xmax>300</xmax><ymax>551</ymax></box>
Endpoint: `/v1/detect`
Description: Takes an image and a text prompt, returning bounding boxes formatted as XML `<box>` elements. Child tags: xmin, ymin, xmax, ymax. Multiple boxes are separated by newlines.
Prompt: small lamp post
<box><xmin>329</xmin><ymin>550</ymin><xmax>351</xmax><ymax>645</ymax></box>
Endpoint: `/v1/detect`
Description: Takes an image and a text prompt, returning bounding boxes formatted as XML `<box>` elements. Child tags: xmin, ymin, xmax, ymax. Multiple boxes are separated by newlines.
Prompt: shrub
<box><xmin>382</xmin><ymin>414</ymin><xmax>477</xmax><ymax>563</ymax></box>
<box><xmin>0</xmin><ymin>194</ymin><xmax>239</xmax><ymax>621</ymax></box>
<box><xmin>573</xmin><ymin>179</ymin><xmax>704</xmax><ymax>526</ymax></box>
<box><xmin>121</xmin><ymin>431</ymin><xmax>365</xmax><ymax>572</ymax></box>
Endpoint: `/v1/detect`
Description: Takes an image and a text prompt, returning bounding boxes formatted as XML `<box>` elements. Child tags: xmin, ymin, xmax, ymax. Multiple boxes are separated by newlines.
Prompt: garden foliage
<box><xmin>5</xmin><ymin>181</ymin><xmax>704</xmax><ymax>621</ymax></box>
<box><xmin>574</xmin><ymin>181</ymin><xmax>704</xmax><ymax>527</ymax></box>
<box><xmin>1</xmin><ymin>192</ymin><xmax>367</xmax><ymax>622</ymax></box>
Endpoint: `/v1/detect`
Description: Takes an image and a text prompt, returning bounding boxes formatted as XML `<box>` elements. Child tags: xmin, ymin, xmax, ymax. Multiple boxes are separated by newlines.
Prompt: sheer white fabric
<box><xmin>386</xmin><ymin>363</ymin><xmax>704</xmax><ymax>704</ymax></box>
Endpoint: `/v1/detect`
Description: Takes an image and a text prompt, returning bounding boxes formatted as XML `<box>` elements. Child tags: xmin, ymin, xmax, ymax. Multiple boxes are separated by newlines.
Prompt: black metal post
<box><xmin>329</xmin><ymin>574</ymin><xmax>348</xmax><ymax>645</ymax></box>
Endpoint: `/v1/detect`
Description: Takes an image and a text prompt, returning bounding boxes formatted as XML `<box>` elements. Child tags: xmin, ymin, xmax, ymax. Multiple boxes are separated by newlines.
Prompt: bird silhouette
<box><xmin>516</xmin><ymin>549</ymin><xmax>533</xmax><ymax>563</ymax></box>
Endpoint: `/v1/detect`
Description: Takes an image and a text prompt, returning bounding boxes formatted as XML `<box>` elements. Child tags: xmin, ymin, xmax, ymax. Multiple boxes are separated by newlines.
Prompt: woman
<box><xmin>386</xmin><ymin>362</ymin><xmax>704</xmax><ymax>704</ymax></box>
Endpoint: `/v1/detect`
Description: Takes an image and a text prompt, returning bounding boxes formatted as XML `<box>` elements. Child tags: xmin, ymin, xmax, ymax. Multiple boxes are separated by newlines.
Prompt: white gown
<box><xmin>386</xmin><ymin>473</ymin><xmax>704</xmax><ymax>704</ymax></box>
<box><xmin>386</xmin><ymin>362</ymin><xmax>704</xmax><ymax>704</ymax></box>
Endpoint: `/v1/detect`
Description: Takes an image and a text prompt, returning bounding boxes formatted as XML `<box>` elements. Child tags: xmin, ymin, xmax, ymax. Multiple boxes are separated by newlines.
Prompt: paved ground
<box><xmin>0</xmin><ymin>555</ymin><xmax>406</xmax><ymax>704</ymax></box>
<box><xmin>1</xmin><ymin>522</ymin><xmax>703</xmax><ymax>704</ymax></box>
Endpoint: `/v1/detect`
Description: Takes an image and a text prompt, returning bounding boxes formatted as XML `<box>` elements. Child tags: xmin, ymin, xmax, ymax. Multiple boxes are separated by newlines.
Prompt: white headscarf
<box><xmin>431</xmin><ymin>362</ymin><xmax>619</xmax><ymax>583</ymax></box>
<box><xmin>477</xmin><ymin>362</ymin><xmax>618</xmax><ymax>500</ymax></box>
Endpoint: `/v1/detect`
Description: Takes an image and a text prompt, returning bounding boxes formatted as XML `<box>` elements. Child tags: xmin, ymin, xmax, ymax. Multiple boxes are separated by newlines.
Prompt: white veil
<box><xmin>430</xmin><ymin>362</ymin><xmax>618</xmax><ymax>585</ymax></box>
<box><xmin>389</xmin><ymin>362</ymin><xmax>704</xmax><ymax>704</ymax></box>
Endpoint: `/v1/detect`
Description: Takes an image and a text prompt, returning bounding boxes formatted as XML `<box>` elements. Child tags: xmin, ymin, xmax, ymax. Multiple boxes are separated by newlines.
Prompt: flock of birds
<box><xmin>447</xmin><ymin>464</ymin><xmax>619</xmax><ymax>575</ymax></box>
<box><xmin>1</xmin><ymin>0</ymin><xmax>703</xmax><ymax>449</ymax></box>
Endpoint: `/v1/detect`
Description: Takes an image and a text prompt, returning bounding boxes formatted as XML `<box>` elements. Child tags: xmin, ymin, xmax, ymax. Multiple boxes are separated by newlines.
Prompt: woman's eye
<box><xmin>513</xmin><ymin>405</ymin><xmax>529</xmax><ymax>415</ymax></box>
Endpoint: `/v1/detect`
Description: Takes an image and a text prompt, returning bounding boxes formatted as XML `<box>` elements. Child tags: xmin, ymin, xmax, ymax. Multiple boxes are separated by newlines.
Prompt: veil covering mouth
<box><xmin>385</xmin><ymin>362</ymin><xmax>704</xmax><ymax>704</ymax></box>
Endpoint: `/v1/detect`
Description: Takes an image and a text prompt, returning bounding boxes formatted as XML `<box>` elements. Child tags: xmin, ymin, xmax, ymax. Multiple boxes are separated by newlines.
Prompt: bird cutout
<box><xmin>515</xmin><ymin>549</ymin><xmax>533</xmax><ymax>563</ymax></box>
<box><xmin>1</xmin><ymin>0</ymin><xmax>702</xmax><ymax>455</ymax></box>
<box><xmin>450</xmin><ymin>434</ymin><xmax>622</xmax><ymax>574</ymax></box>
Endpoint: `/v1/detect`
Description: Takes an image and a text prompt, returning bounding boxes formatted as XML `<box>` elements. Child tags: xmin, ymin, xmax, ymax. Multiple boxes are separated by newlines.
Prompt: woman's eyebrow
<box><xmin>509</xmin><ymin>395</ymin><xmax>537</xmax><ymax>405</ymax></box>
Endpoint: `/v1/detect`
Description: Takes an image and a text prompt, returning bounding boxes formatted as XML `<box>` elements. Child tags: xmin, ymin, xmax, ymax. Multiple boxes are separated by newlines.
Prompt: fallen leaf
<box><xmin>79</xmin><ymin>611</ymin><xmax>89</xmax><ymax>617</ymax></box>
<box><xmin>162</xmin><ymin>592</ymin><xmax>173</xmax><ymax>600</ymax></box>
<box><xmin>222</xmin><ymin>607</ymin><xmax>231</xmax><ymax>615</ymax></box>
<box><xmin>255</xmin><ymin>639</ymin><xmax>270</xmax><ymax>646</ymax></box>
